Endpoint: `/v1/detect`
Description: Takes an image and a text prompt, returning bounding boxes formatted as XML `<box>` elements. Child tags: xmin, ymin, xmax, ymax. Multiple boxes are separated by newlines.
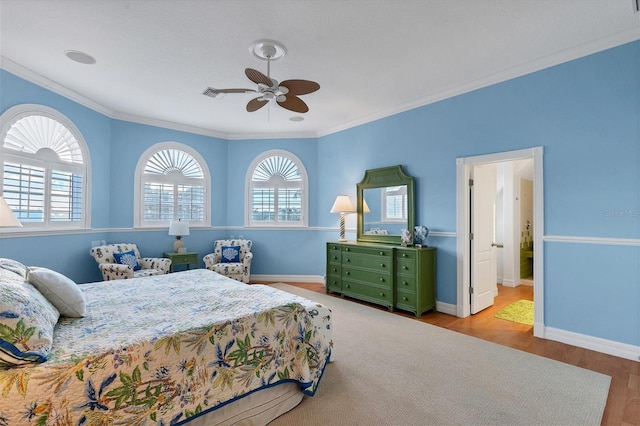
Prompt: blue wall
<box><xmin>0</xmin><ymin>41</ymin><xmax>638</xmax><ymax>349</ymax></box>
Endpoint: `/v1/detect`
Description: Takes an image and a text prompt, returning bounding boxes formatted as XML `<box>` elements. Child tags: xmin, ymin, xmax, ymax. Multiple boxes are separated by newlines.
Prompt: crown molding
<box><xmin>4</xmin><ymin>27</ymin><xmax>638</xmax><ymax>141</ymax></box>
<box><xmin>1</xmin><ymin>56</ymin><xmax>113</xmax><ymax>117</ymax></box>
<box><xmin>317</xmin><ymin>27</ymin><xmax>640</xmax><ymax>138</ymax></box>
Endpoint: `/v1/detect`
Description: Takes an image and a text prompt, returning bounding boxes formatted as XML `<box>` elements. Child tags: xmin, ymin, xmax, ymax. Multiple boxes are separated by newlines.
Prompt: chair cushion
<box><xmin>113</xmin><ymin>251</ymin><xmax>141</xmax><ymax>271</ymax></box>
<box><xmin>211</xmin><ymin>263</ymin><xmax>244</xmax><ymax>276</ymax></box>
<box><xmin>221</xmin><ymin>245</ymin><xmax>241</xmax><ymax>263</ymax></box>
<box><xmin>27</xmin><ymin>267</ymin><xmax>86</xmax><ymax>318</ymax></box>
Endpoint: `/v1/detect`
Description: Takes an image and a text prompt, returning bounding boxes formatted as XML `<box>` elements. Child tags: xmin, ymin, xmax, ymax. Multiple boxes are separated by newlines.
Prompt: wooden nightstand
<box><xmin>163</xmin><ymin>252</ymin><xmax>199</xmax><ymax>272</ymax></box>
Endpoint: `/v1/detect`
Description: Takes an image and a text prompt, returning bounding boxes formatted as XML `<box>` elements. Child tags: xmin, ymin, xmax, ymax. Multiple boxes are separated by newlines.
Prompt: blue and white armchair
<box><xmin>203</xmin><ymin>239</ymin><xmax>253</xmax><ymax>283</ymax></box>
<box><xmin>90</xmin><ymin>243</ymin><xmax>171</xmax><ymax>281</ymax></box>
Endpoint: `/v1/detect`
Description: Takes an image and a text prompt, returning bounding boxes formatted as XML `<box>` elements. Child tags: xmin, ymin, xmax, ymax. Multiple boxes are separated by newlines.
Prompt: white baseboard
<box><xmin>501</xmin><ymin>278</ymin><xmax>517</xmax><ymax>287</ymax></box>
<box><xmin>252</xmin><ymin>274</ymin><xmax>324</xmax><ymax>284</ymax></box>
<box><xmin>544</xmin><ymin>326</ymin><xmax>640</xmax><ymax>362</ymax></box>
<box><xmin>436</xmin><ymin>301</ymin><xmax>457</xmax><ymax>316</ymax></box>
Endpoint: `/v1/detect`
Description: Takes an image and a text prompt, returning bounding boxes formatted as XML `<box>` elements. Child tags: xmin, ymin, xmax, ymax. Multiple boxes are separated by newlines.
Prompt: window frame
<box><xmin>134</xmin><ymin>142</ymin><xmax>210</xmax><ymax>228</ymax></box>
<box><xmin>381</xmin><ymin>185</ymin><xmax>408</xmax><ymax>222</ymax></box>
<box><xmin>245</xmin><ymin>149</ymin><xmax>308</xmax><ymax>228</ymax></box>
<box><xmin>0</xmin><ymin>104</ymin><xmax>91</xmax><ymax>231</ymax></box>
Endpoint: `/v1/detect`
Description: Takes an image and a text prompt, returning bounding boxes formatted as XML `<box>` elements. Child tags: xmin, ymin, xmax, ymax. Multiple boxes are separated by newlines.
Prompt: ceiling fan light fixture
<box><xmin>276</xmin><ymin>94</ymin><xmax>286</xmax><ymax>102</ymax></box>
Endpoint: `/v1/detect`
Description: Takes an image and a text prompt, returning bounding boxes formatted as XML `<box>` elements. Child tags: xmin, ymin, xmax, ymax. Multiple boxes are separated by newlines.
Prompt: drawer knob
<box><xmin>346</xmin><ymin>271</ymin><xmax>350</xmax><ymax>275</ymax></box>
<box><xmin>380</xmin><ymin>263</ymin><xmax>385</xmax><ymax>267</ymax></box>
<box><xmin>403</xmin><ymin>265</ymin><xmax>408</xmax><ymax>270</ymax></box>
<box><xmin>402</xmin><ymin>253</ymin><xmax>407</xmax><ymax>257</ymax></box>
<box><xmin>346</xmin><ymin>258</ymin><xmax>351</xmax><ymax>262</ymax></box>
<box><xmin>380</xmin><ymin>292</ymin><xmax>385</xmax><ymax>297</ymax></box>
<box><xmin>403</xmin><ymin>281</ymin><xmax>408</xmax><ymax>286</ymax></box>
<box><xmin>379</xmin><ymin>251</ymin><xmax>384</xmax><ymax>255</ymax></box>
<box><xmin>403</xmin><ymin>296</ymin><xmax>408</xmax><ymax>301</ymax></box>
<box><xmin>379</xmin><ymin>277</ymin><xmax>384</xmax><ymax>282</ymax></box>
<box><xmin>345</xmin><ymin>248</ymin><xmax>350</xmax><ymax>251</ymax></box>
<box><xmin>333</xmin><ymin>268</ymin><xmax>337</xmax><ymax>272</ymax></box>
<box><xmin>346</xmin><ymin>284</ymin><xmax>350</xmax><ymax>288</ymax></box>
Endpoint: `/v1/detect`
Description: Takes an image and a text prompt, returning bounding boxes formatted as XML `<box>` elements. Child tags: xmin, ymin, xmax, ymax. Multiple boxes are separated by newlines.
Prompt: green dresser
<box><xmin>326</xmin><ymin>242</ymin><xmax>436</xmax><ymax>317</ymax></box>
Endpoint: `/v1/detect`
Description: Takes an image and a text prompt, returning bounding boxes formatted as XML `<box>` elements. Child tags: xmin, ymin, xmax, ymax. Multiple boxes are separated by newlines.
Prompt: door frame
<box><xmin>456</xmin><ymin>147</ymin><xmax>544</xmax><ymax>338</ymax></box>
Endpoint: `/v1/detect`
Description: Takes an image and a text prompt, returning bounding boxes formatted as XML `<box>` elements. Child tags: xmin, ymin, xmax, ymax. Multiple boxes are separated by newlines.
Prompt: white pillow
<box><xmin>27</xmin><ymin>267</ymin><xmax>86</xmax><ymax>317</ymax></box>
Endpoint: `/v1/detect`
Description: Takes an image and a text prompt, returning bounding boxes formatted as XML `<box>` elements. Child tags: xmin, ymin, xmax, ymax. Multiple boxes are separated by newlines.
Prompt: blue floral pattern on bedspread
<box><xmin>0</xmin><ymin>269</ymin><xmax>332</xmax><ymax>425</ymax></box>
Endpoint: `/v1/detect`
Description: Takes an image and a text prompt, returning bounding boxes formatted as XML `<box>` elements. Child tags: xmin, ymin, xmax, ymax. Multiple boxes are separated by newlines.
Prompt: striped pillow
<box><xmin>0</xmin><ymin>269</ymin><xmax>60</xmax><ymax>366</ymax></box>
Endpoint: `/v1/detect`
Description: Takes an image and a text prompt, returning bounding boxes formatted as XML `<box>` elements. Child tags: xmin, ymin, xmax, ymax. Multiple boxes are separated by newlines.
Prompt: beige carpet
<box><xmin>268</xmin><ymin>283</ymin><xmax>611</xmax><ymax>426</ymax></box>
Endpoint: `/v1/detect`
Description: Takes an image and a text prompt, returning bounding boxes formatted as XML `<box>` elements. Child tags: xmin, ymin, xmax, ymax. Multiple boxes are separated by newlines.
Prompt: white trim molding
<box><xmin>456</xmin><ymin>147</ymin><xmax>544</xmax><ymax>339</ymax></box>
<box><xmin>544</xmin><ymin>235</ymin><xmax>640</xmax><ymax>246</ymax></box>
<box><xmin>544</xmin><ymin>326</ymin><xmax>640</xmax><ymax>362</ymax></box>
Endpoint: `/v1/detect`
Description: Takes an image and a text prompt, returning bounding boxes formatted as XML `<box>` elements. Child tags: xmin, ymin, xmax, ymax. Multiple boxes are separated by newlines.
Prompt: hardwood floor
<box><xmin>285</xmin><ymin>281</ymin><xmax>639</xmax><ymax>425</ymax></box>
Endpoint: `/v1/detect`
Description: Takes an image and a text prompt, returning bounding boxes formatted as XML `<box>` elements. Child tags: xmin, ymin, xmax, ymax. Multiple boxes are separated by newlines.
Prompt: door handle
<box><xmin>491</xmin><ymin>242</ymin><xmax>504</xmax><ymax>248</ymax></box>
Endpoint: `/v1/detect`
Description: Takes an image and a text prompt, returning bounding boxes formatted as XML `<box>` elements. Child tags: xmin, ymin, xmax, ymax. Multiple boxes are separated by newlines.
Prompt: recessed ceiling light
<box><xmin>289</xmin><ymin>116</ymin><xmax>304</xmax><ymax>122</ymax></box>
<box><xmin>64</xmin><ymin>50</ymin><xmax>96</xmax><ymax>65</ymax></box>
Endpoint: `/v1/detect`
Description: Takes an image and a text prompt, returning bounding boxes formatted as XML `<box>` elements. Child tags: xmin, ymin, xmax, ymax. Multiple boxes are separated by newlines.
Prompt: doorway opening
<box><xmin>456</xmin><ymin>147</ymin><xmax>544</xmax><ymax>338</ymax></box>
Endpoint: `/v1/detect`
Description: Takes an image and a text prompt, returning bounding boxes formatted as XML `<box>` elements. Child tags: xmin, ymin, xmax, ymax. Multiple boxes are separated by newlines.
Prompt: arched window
<box><xmin>134</xmin><ymin>142</ymin><xmax>210</xmax><ymax>227</ymax></box>
<box><xmin>0</xmin><ymin>104</ymin><xmax>90</xmax><ymax>230</ymax></box>
<box><xmin>246</xmin><ymin>150</ymin><xmax>308</xmax><ymax>227</ymax></box>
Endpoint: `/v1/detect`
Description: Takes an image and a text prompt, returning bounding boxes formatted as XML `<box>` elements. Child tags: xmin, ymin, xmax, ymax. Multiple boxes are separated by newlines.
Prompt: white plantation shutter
<box><xmin>137</xmin><ymin>144</ymin><xmax>209</xmax><ymax>227</ymax></box>
<box><xmin>247</xmin><ymin>150</ymin><xmax>307</xmax><ymax>227</ymax></box>
<box><xmin>1</xmin><ymin>106</ymin><xmax>89</xmax><ymax>229</ymax></box>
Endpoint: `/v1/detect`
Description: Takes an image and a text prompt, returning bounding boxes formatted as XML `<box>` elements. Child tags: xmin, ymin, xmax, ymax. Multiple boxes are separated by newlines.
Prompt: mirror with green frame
<box><xmin>357</xmin><ymin>165</ymin><xmax>415</xmax><ymax>244</ymax></box>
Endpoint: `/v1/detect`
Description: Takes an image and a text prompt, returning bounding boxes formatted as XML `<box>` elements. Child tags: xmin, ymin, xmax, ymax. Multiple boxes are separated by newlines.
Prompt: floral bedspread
<box><xmin>0</xmin><ymin>269</ymin><xmax>332</xmax><ymax>425</ymax></box>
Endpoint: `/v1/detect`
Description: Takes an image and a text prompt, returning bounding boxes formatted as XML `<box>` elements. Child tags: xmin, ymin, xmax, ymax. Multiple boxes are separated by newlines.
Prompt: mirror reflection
<box><xmin>362</xmin><ymin>186</ymin><xmax>408</xmax><ymax>236</ymax></box>
<box><xmin>357</xmin><ymin>165</ymin><xmax>414</xmax><ymax>244</ymax></box>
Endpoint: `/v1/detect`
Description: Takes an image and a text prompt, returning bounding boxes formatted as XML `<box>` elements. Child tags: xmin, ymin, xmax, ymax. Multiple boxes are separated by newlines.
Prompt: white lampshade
<box><xmin>330</xmin><ymin>195</ymin><xmax>355</xmax><ymax>213</ymax></box>
<box><xmin>168</xmin><ymin>220</ymin><xmax>190</xmax><ymax>236</ymax></box>
<box><xmin>362</xmin><ymin>199</ymin><xmax>371</xmax><ymax>214</ymax></box>
<box><xmin>0</xmin><ymin>197</ymin><xmax>22</xmax><ymax>228</ymax></box>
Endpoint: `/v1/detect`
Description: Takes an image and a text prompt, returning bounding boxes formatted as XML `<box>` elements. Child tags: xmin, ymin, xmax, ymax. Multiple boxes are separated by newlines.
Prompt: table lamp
<box><xmin>168</xmin><ymin>220</ymin><xmax>190</xmax><ymax>252</ymax></box>
<box><xmin>330</xmin><ymin>195</ymin><xmax>355</xmax><ymax>241</ymax></box>
<box><xmin>0</xmin><ymin>197</ymin><xmax>22</xmax><ymax>228</ymax></box>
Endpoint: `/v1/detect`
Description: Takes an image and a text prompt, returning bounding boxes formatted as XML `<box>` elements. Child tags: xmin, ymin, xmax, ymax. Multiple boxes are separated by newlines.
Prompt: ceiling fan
<box><xmin>203</xmin><ymin>40</ymin><xmax>320</xmax><ymax>114</ymax></box>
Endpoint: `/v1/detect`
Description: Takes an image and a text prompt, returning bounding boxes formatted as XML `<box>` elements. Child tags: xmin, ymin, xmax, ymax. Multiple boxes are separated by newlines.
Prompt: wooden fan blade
<box><xmin>277</xmin><ymin>95</ymin><xmax>309</xmax><ymax>113</ymax></box>
<box><xmin>247</xmin><ymin>97</ymin><xmax>268</xmax><ymax>112</ymax></box>
<box><xmin>245</xmin><ymin>68</ymin><xmax>272</xmax><ymax>86</ymax></box>
<box><xmin>279</xmin><ymin>80</ymin><xmax>320</xmax><ymax>95</ymax></box>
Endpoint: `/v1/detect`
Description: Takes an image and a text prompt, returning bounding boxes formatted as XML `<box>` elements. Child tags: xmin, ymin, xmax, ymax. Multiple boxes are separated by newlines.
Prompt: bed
<box><xmin>0</xmin><ymin>260</ymin><xmax>332</xmax><ymax>425</ymax></box>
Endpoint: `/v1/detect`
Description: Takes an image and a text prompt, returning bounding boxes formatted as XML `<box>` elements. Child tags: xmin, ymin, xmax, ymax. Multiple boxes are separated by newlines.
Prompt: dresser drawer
<box><xmin>343</xmin><ymin>267</ymin><xmax>392</xmax><ymax>287</ymax></box>
<box><xmin>396</xmin><ymin>258</ymin><xmax>416</xmax><ymax>275</ymax></box>
<box><xmin>395</xmin><ymin>291</ymin><xmax>417</xmax><ymax>312</ymax></box>
<box><xmin>326</xmin><ymin>275</ymin><xmax>341</xmax><ymax>292</ymax></box>
<box><xmin>342</xmin><ymin>280</ymin><xmax>392</xmax><ymax>305</ymax></box>
<box><xmin>342</xmin><ymin>245</ymin><xmax>393</xmax><ymax>258</ymax></box>
<box><xmin>327</xmin><ymin>264</ymin><xmax>342</xmax><ymax>275</ymax></box>
<box><xmin>328</xmin><ymin>250</ymin><xmax>341</xmax><ymax>263</ymax></box>
<box><xmin>396</xmin><ymin>275</ymin><xmax>417</xmax><ymax>292</ymax></box>
<box><xmin>396</xmin><ymin>249</ymin><xmax>417</xmax><ymax>261</ymax></box>
<box><xmin>343</xmin><ymin>253</ymin><xmax>392</xmax><ymax>270</ymax></box>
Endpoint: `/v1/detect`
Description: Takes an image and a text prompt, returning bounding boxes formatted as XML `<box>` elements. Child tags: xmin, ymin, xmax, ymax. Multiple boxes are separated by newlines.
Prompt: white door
<box><xmin>471</xmin><ymin>164</ymin><xmax>497</xmax><ymax>314</ymax></box>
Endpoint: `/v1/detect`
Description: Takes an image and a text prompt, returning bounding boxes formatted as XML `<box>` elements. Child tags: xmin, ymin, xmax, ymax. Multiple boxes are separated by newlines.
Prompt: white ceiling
<box><xmin>1</xmin><ymin>0</ymin><xmax>638</xmax><ymax>139</ymax></box>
